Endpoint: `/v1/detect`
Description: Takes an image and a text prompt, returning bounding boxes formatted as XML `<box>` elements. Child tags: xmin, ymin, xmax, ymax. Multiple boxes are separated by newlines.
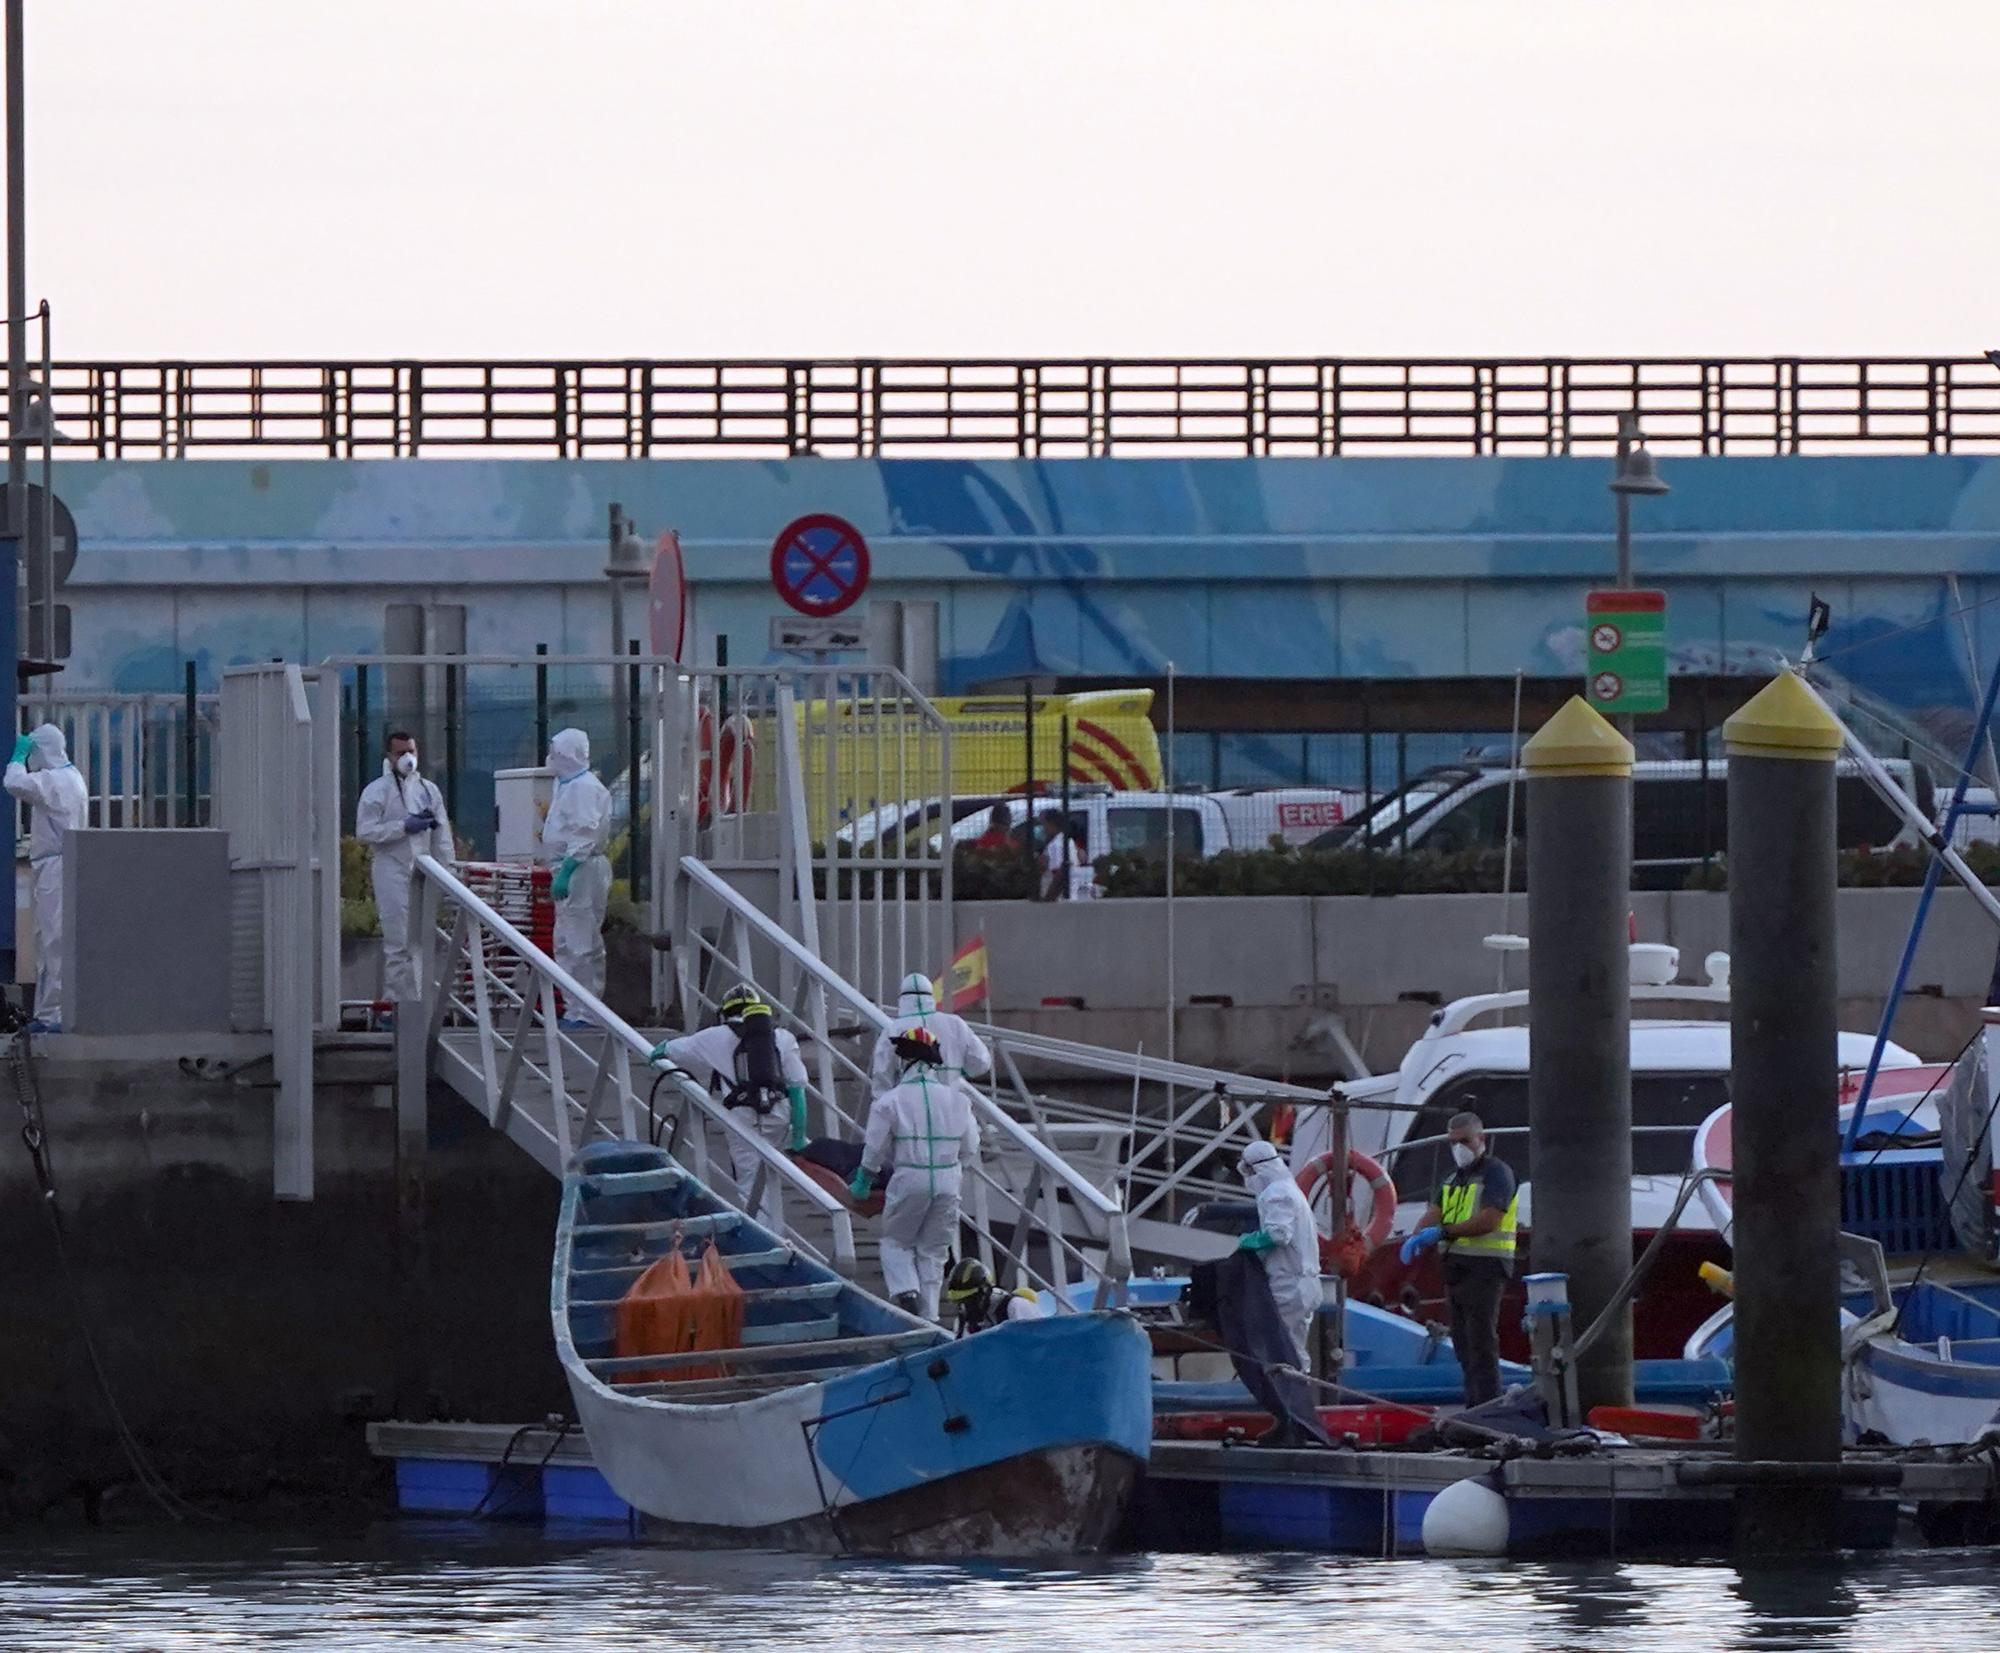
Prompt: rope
<box><xmin>8</xmin><ymin>1028</ymin><xmax>222</xmax><ymax>1525</ymax></box>
<box><xmin>1811</xmin><ymin>587</ymin><xmax>2000</xmax><ymax>671</ymax></box>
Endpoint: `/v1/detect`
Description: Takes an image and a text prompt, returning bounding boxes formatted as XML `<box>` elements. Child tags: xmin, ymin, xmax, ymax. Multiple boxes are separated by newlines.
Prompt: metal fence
<box><xmin>14</xmin><ymin>690</ymin><xmax>221</xmax><ymax>828</ymax></box>
<box><xmin>14</xmin><ymin>357</ymin><xmax>2000</xmax><ymax>459</ymax></box>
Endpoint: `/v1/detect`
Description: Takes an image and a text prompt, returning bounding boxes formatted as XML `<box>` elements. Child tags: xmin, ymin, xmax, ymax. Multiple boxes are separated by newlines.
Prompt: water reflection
<box><xmin>1</xmin><ymin>1530</ymin><xmax>1999</xmax><ymax>1652</ymax></box>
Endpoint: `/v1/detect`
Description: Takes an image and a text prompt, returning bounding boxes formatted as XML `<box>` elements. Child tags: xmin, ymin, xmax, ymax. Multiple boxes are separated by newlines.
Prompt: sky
<box><xmin>21</xmin><ymin>1</ymin><xmax>2000</xmax><ymax>359</ymax></box>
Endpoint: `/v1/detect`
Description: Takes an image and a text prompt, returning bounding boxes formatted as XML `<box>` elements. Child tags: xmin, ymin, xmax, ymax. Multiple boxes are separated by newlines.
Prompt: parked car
<box><xmin>945</xmin><ymin>791</ymin><xmax>1230</xmax><ymax>864</ymax></box>
<box><xmin>1210</xmin><ymin>787</ymin><xmax>1366</xmax><ymax>850</ymax></box>
<box><xmin>1305</xmin><ymin>758</ymin><xmax>1933</xmax><ymax>883</ymax></box>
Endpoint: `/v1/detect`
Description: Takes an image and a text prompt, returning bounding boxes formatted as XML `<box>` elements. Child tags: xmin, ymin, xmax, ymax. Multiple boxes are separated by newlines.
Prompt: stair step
<box><xmin>573</xmin><ymin>1213</ymin><xmax>742</xmax><ymax>1241</ymax></box>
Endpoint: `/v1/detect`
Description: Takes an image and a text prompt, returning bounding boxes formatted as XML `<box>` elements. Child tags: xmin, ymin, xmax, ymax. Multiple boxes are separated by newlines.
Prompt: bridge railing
<box><xmin>16</xmin><ymin>357</ymin><xmax>2000</xmax><ymax>459</ymax></box>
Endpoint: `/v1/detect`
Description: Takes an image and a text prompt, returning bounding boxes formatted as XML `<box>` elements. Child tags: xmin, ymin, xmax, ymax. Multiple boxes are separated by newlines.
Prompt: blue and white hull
<box><xmin>556</xmin><ymin>1142</ymin><xmax>1152</xmax><ymax>1555</ymax></box>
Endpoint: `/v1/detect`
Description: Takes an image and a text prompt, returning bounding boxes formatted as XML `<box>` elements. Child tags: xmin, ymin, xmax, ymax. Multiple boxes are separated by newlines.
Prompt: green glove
<box><xmin>848</xmin><ymin>1167</ymin><xmax>873</xmax><ymax>1201</ymax></box>
<box><xmin>1237</xmin><ymin>1228</ymin><xmax>1278</xmax><ymax>1254</ymax></box>
<box><xmin>551</xmin><ymin>855</ymin><xmax>579</xmax><ymax>901</ymax></box>
<box><xmin>9</xmin><ymin>734</ymin><xmax>30</xmax><ymax>766</ymax></box>
<box><xmin>647</xmin><ymin>1041</ymin><xmax>676</xmax><ymax>1066</ymax></box>
<box><xmin>787</xmin><ymin>1084</ymin><xmax>809</xmax><ymax>1152</ymax></box>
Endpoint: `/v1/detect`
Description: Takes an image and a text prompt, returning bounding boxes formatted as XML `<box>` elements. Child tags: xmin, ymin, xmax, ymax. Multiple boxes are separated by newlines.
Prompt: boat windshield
<box><xmin>1388</xmin><ymin>1071</ymin><xmax>1731</xmax><ymax>1193</ymax></box>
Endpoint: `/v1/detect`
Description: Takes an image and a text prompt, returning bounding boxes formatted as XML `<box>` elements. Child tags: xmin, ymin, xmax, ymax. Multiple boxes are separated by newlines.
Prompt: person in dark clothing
<box><xmin>1399</xmin><ymin>1110</ymin><xmax>1519</xmax><ymax>1407</ymax></box>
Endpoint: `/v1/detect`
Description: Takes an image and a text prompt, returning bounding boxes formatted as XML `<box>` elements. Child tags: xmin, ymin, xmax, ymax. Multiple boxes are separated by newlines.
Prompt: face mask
<box><xmin>394</xmin><ymin>751</ymin><xmax>419</xmax><ymax>776</ymax></box>
<box><xmin>1451</xmin><ymin>1142</ymin><xmax>1478</xmax><ymax>1169</ymax></box>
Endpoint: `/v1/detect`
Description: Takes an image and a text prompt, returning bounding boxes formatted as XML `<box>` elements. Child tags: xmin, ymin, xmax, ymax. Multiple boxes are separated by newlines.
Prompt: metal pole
<box><xmin>1165</xmin><ymin>661</ymin><xmax>1177</xmax><ymax>1069</ymax></box>
<box><xmin>353</xmin><ymin>662</ymin><xmax>370</xmax><ymax>822</ymax></box>
<box><xmin>607</xmin><ymin>503</ymin><xmax>626</xmax><ymax>754</ymax></box>
<box><xmin>1524</xmin><ymin>696</ymin><xmax>1635</xmax><ymax>1415</ymax></box>
<box><xmin>1058</xmin><ymin>713</ymin><xmax>1071</xmax><ymax>893</ymax></box>
<box><xmin>1724</xmin><ymin>672</ymin><xmax>1844</xmax><ymax>1553</ymax></box>
<box><xmin>1613</xmin><ymin>414</ymin><xmax>1636</xmax><ymax>740</ymax></box>
<box><xmin>183</xmin><ymin>658</ymin><xmax>198</xmax><ymax>827</ymax></box>
<box><xmin>627</xmin><ymin>638</ymin><xmax>643</xmax><ymax>903</ymax></box>
<box><xmin>533</xmin><ymin>642</ymin><xmax>548</xmax><ymax>756</ymax></box>
<box><xmin>5</xmin><ymin>0</ymin><xmax>24</xmax><ymax>554</ymax></box>
<box><xmin>35</xmin><ymin>296</ymin><xmax>48</xmax><ymax>676</ymax></box>
<box><xmin>1022</xmin><ymin>679</ymin><xmax>1036</xmax><ymax>892</ymax></box>
<box><xmin>442</xmin><ymin>657</ymin><xmax>460</xmax><ymax>828</ymax></box>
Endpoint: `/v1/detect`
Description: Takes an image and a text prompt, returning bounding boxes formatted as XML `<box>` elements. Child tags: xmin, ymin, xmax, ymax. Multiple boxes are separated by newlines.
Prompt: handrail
<box><xmin>1571</xmin><ymin>1166</ymin><xmax>1732</xmax><ymax>1364</ymax></box>
<box><xmin>979</xmin><ymin>1024</ymin><xmax>1326</xmax><ymax>1103</ymax></box>
<box><xmin>415</xmin><ymin>854</ymin><xmax>856</xmax><ymax>1273</ymax></box>
<box><xmin>677</xmin><ymin>855</ymin><xmax>1132</xmax><ymax>1290</ymax></box>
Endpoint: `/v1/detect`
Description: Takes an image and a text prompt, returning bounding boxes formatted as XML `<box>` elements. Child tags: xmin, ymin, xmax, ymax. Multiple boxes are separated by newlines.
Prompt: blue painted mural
<box><xmin>53</xmin><ymin>454</ymin><xmax>2000</xmax><ymax>753</ymax></box>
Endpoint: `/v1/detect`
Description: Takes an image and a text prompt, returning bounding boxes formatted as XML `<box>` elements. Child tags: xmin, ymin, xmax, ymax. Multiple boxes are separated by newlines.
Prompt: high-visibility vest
<box><xmin>1439</xmin><ymin>1166</ymin><xmax>1519</xmax><ymax>1262</ymax></box>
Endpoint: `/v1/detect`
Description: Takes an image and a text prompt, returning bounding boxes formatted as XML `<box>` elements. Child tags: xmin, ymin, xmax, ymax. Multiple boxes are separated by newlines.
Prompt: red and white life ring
<box><xmin>1295</xmin><ymin>1148</ymin><xmax>1397</xmax><ymax>1278</ymax></box>
<box><xmin>695</xmin><ymin>710</ymin><xmax>757</xmax><ymax>826</ymax></box>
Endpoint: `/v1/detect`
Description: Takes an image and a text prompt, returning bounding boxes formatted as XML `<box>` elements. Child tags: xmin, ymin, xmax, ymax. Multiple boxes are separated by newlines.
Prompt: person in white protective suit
<box><xmin>353</xmin><ymin>730</ymin><xmax>454</xmax><ymax>1010</ymax></box>
<box><xmin>851</xmin><ymin>1027</ymin><xmax>979</xmax><ymax>1320</ymax></box>
<box><xmin>868</xmin><ymin>971</ymin><xmax>993</xmax><ymax>1094</ymax></box>
<box><xmin>1234</xmin><ymin>1138</ymin><xmax>1322</xmax><ymax>1365</ymax></box>
<box><xmin>538</xmin><ymin>729</ymin><xmax>612</xmax><ymax>1026</ymax></box>
<box><xmin>4</xmin><ymin>724</ymin><xmax>89</xmax><ymax>1032</ymax></box>
<box><xmin>649</xmin><ymin>986</ymin><xmax>811</xmax><ymax>1231</ymax></box>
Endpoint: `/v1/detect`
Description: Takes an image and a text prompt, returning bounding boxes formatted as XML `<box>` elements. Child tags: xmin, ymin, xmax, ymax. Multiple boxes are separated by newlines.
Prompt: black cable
<box><xmin>467</xmin><ymin>1418</ymin><xmax>573</xmax><ymax>1521</ymax></box>
<box><xmin>9</xmin><ymin>1030</ymin><xmax>221</xmax><ymax>1524</ymax></box>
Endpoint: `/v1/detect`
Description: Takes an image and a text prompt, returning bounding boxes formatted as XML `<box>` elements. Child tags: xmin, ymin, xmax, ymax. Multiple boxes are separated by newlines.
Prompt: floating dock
<box><xmin>368</xmin><ymin>1421</ymin><xmax>2000</xmax><ymax>1557</ymax></box>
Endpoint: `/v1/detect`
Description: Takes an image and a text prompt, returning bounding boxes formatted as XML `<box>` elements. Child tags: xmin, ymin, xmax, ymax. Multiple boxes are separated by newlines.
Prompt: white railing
<box><xmin>414</xmin><ymin>853</ymin><xmax>857</xmax><ymax>1276</ymax></box>
<box><xmin>14</xmin><ymin>690</ymin><xmax>220</xmax><ymax>827</ymax></box>
<box><xmin>676</xmin><ymin>854</ymin><xmax>1132</xmax><ymax>1305</ymax></box>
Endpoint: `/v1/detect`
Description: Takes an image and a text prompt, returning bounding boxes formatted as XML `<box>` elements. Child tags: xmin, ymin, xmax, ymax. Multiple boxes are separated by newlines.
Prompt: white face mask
<box><xmin>1451</xmin><ymin>1142</ymin><xmax>1478</xmax><ymax>1169</ymax></box>
<box><xmin>394</xmin><ymin>751</ymin><xmax>419</xmax><ymax>776</ymax></box>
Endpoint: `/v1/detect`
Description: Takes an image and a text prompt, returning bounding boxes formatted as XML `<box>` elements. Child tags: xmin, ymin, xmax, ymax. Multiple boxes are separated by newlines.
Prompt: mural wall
<box><xmin>55</xmin><ymin>454</ymin><xmax>2000</xmax><ymax>746</ymax></box>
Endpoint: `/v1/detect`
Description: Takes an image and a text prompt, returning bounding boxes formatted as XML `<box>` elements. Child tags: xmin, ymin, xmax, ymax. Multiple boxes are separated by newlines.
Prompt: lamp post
<box><xmin>1609</xmin><ymin>411</ymin><xmax>1669</xmax><ymax>736</ymax></box>
<box><xmin>606</xmin><ymin>500</ymin><xmax>646</xmax><ymax>722</ymax></box>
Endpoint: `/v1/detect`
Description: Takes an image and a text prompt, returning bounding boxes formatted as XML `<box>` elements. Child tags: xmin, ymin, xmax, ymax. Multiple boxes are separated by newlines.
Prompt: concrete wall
<box><xmin>1</xmin><ymin>1039</ymin><xmax>565</xmax><ymax>1520</ymax></box>
<box><xmin>956</xmin><ymin>887</ymin><xmax>1997</xmax><ymax>1074</ymax></box>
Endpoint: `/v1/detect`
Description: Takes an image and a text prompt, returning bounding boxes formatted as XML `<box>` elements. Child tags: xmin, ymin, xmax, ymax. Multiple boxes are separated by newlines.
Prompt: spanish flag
<box><xmin>935</xmin><ymin>934</ymin><xmax>990</xmax><ymax>1013</ymax></box>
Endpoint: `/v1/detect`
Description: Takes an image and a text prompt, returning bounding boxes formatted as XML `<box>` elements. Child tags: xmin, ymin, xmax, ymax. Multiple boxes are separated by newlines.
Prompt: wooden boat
<box><xmin>554</xmin><ymin>1140</ymin><xmax>1152</xmax><ymax>1555</ymax></box>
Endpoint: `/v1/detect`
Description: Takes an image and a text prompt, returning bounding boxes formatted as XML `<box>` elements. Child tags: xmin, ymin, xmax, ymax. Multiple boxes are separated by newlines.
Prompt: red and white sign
<box><xmin>648</xmin><ymin>530</ymin><xmax>688</xmax><ymax>662</ymax></box>
<box><xmin>771</xmin><ymin>513</ymin><xmax>870</xmax><ymax>618</ymax></box>
<box><xmin>1279</xmin><ymin>800</ymin><xmax>1345</xmax><ymax>831</ymax></box>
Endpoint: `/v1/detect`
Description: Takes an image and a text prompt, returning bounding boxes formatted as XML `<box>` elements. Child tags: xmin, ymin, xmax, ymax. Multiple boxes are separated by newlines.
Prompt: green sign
<box><xmin>1585</xmin><ymin>589</ymin><xmax>1668</xmax><ymax>714</ymax></box>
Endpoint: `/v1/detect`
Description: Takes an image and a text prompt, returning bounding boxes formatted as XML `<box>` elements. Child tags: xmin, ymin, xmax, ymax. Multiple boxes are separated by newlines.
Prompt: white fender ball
<box><xmin>1422</xmin><ymin>1475</ymin><xmax>1509</xmax><ymax>1557</ymax></box>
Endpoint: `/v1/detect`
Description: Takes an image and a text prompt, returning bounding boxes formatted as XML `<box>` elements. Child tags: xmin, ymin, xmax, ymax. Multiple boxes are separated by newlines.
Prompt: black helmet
<box><xmin>945</xmin><ymin>1256</ymin><xmax>994</xmax><ymax>1308</ymax></box>
<box><xmin>720</xmin><ymin>985</ymin><xmax>769</xmax><ymax>1027</ymax></box>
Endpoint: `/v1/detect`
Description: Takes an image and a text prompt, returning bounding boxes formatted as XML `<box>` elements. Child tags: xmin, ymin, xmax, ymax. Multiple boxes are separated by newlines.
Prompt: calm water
<box><xmin>3</xmin><ymin>1529</ymin><xmax>1998</xmax><ymax>1651</ymax></box>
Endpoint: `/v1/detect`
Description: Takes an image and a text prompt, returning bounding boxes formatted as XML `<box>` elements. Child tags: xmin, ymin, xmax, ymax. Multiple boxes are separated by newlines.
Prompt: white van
<box><xmin>945</xmin><ymin>792</ymin><xmax>1230</xmax><ymax>863</ymax></box>
<box><xmin>1210</xmin><ymin>787</ymin><xmax>1367</xmax><ymax>850</ymax></box>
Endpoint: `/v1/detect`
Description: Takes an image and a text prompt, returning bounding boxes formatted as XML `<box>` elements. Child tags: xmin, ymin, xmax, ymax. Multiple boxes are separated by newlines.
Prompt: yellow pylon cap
<box><xmin>1723</xmin><ymin>672</ymin><xmax>1844</xmax><ymax>762</ymax></box>
<box><xmin>1521</xmin><ymin>696</ymin><xmax>1634</xmax><ymax>778</ymax></box>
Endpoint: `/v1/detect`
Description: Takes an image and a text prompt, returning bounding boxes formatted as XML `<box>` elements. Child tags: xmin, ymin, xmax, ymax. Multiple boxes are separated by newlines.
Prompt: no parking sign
<box><xmin>771</xmin><ymin>514</ymin><xmax>870</xmax><ymax>618</ymax></box>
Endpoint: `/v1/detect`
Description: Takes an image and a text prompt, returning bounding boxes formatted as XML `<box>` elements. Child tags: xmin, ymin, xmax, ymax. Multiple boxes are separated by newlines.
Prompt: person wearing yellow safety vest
<box><xmin>1399</xmin><ymin>1110</ymin><xmax>1519</xmax><ymax>1406</ymax></box>
<box><xmin>851</xmin><ymin>1027</ymin><xmax>980</xmax><ymax>1321</ymax></box>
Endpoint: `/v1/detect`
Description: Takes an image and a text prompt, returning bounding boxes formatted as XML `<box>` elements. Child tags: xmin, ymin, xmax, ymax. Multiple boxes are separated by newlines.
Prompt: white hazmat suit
<box><xmin>656</xmin><ymin>1019</ymin><xmax>810</xmax><ymax>1229</ymax></box>
<box><xmin>539</xmin><ymin>729</ymin><xmax>613</xmax><ymax>1020</ymax></box>
<box><xmin>1240</xmin><ymin>1139</ymin><xmax>1323</xmax><ymax>1364</ymax></box>
<box><xmin>4</xmin><ymin>725</ymin><xmax>88</xmax><ymax>1030</ymax></box>
<box><xmin>354</xmin><ymin>753</ymin><xmax>453</xmax><ymax>1003</ymax></box>
<box><xmin>862</xmin><ymin>1058</ymin><xmax>980</xmax><ymax>1319</ymax></box>
<box><xmin>868</xmin><ymin>972</ymin><xmax>993</xmax><ymax>1092</ymax></box>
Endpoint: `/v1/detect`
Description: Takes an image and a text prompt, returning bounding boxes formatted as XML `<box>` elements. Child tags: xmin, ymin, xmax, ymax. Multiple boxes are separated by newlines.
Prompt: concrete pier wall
<box><xmin>953</xmin><ymin>886</ymin><xmax>1996</xmax><ymax>1074</ymax></box>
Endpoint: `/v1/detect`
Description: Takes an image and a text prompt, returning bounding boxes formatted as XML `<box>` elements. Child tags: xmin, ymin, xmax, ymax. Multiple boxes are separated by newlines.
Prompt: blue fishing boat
<box><xmin>554</xmin><ymin>1141</ymin><xmax>1153</xmax><ymax>1556</ymax></box>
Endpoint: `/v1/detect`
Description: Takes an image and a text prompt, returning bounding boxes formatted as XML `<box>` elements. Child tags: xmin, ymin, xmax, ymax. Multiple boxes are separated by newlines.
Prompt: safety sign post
<box><xmin>1584</xmin><ymin>589</ymin><xmax>1669</xmax><ymax>716</ymax></box>
<box><xmin>771</xmin><ymin>514</ymin><xmax>870</xmax><ymax>618</ymax></box>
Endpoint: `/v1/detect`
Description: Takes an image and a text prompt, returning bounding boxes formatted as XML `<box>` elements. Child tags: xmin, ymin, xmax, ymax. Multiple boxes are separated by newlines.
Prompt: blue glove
<box><xmin>647</xmin><ymin>1041</ymin><xmax>675</xmax><ymax>1066</ymax></box>
<box><xmin>551</xmin><ymin>856</ymin><xmax>579</xmax><ymax>900</ymax></box>
<box><xmin>1399</xmin><ymin>1225</ymin><xmax>1445</xmax><ymax>1266</ymax></box>
<box><xmin>1236</xmin><ymin>1228</ymin><xmax>1278</xmax><ymax>1254</ymax></box>
<box><xmin>787</xmin><ymin>1085</ymin><xmax>809</xmax><ymax>1153</ymax></box>
<box><xmin>403</xmin><ymin>812</ymin><xmax>433</xmax><ymax>835</ymax></box>
<box><xmin>9</xmin><ymin>734</ymin><xmax>30</xmax><ymax>766</ymax></box>
<box><xmin>848</xmin><ymin>1167</ymin><xmax>874</xmax><ymax>1201</ymax></box>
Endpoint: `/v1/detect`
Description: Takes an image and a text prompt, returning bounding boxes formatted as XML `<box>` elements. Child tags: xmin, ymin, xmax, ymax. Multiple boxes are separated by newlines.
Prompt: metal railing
<box><xmin>18</xmin><ymin>357</ymin><xmax>2000</xmax><ymax>458</ymax></box>
<box><xmin>676</xmin><ymin>855</ymin><xmax>1132</xmax><ymax>1305</ymax></box>
<box><xmin>14</xmin><ymin>690</ymin><xmax>220</xmax><ymax>827</ymax></box>
<box><xmin>414</xmin><ymin>853</ymin><xmax>857</xmax><ymax>1276</ymax></box>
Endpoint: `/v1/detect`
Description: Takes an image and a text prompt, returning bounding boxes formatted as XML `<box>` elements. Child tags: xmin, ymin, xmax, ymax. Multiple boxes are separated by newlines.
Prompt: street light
<box><xmin>1609</xmin><ymin>410</ymin><xmax>1669</xmax><ymax>591</ymax></box>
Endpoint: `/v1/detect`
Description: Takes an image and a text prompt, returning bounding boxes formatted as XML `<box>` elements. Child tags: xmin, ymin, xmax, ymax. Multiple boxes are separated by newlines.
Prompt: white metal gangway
<box><xmin>412</xmin><ymin>853</ymin><xmax>860</xmax><ymax>1276</ymax></box>
<box><xmin>414</xmin><ymin>847</ymin><xmax>1133</xmax><ymax>1307</ymax></box>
